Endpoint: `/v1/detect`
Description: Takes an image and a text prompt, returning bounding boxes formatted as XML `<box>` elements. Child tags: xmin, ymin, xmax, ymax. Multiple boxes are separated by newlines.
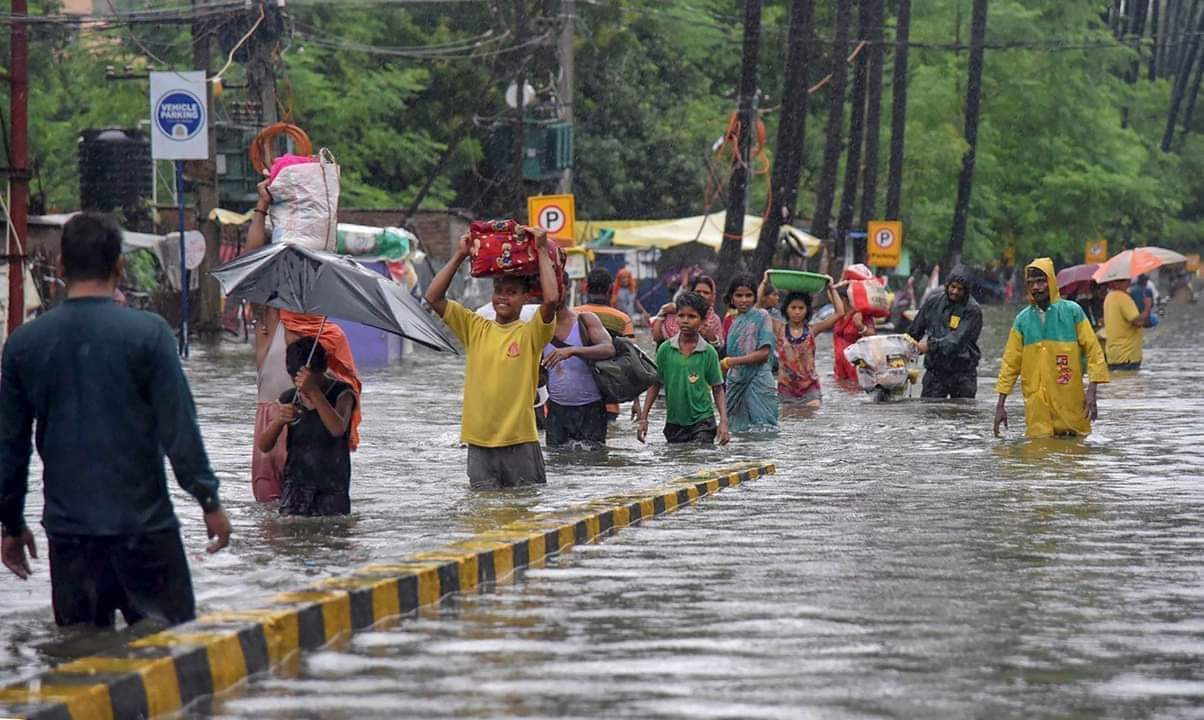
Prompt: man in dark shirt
<box><xmin>0</xmin><ymin>212</ymin><xmax>231</xmax><ymax>628</ymax></box>
<box><xmin>906</xmin><ymin>264</ymin><xmax>984</xmax><ymax>399</ymax></box>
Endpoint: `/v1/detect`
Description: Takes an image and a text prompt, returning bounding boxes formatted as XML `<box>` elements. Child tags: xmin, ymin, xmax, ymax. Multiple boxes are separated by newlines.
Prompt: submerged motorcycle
<box><xmin>842</xmin><ymin>334</ymin><xmax>921</xmax><ymax>402</ymax></box>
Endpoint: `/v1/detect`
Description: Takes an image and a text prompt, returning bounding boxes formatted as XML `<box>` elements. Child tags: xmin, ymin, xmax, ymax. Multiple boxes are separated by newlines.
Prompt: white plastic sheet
<box><xmin>843</xmin><ymin>334</ymin><xmax>918</xmax><ymax>395</ymax></box>
<box><xmin>268</xmin><ymin>149</ymin><xmax>340</xmax><ymax>251</ymax></box>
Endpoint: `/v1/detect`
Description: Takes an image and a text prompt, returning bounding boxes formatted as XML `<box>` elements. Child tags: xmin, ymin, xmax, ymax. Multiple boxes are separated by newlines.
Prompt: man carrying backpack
<box><xmin>542</xmin><ymin>274</ymin><xmax>615</xmax><ymax>447</ymax></box>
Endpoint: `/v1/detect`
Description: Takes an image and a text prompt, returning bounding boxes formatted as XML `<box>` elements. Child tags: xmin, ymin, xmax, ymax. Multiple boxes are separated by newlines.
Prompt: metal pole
<box><xmin>557</xmin><ymin>0</ymin><xmax>575</xmax><ymax>194</ymax></box>
<box><xmin>176</xmin><ymin>159</ymin><xmax>189</xmax><ymax>358</ymax></box>
<box><xmin>7</xmin><ymin>0</ymin><xmax>29</xmax><ymax>334</ymax></box>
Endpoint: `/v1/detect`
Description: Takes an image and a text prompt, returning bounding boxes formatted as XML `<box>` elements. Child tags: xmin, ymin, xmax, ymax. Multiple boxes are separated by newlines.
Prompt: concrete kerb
<box><xmin>0</xmin><ymin>461</ymin><xmax>774</xmax><ymax>720</ymax></box>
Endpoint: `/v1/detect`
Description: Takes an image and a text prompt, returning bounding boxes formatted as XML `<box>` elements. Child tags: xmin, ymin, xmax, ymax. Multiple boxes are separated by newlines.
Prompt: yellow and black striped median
<box><xmin>0</xmin><ymin>461</ymin><xmax>773</xmax><ymax>720</ymax></box>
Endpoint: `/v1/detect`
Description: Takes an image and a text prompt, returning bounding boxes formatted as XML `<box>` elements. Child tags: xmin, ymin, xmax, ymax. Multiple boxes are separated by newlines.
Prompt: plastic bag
<box><xmin>335</xmin><ymin>224</ymin><xmax>413</xmax><ymax>260</ymax></box>
<box><xmin>269</xmin><ymin>148</ymin><xmax>340</xmax><ymax>251</ymax></box>
<box><xmin>843</xmin><ymin>334</ymin><xmax>917</xmax><ymax>394</ymax></box>
<box><xmin>843</xmin><ymin>263</ymin><xmax>875</xmax><ymax>282</ymax></box>
<box><xmin>850</xmin><ymin>279</ymin><xmax>889</xmax><ymax>318</ymax></box>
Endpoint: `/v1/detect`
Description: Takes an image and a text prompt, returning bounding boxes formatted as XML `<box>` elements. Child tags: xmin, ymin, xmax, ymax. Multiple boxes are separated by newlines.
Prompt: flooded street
<box><xmin>3</xmin><ymin>302</ymin><xmax>1204</xmax><ymax>718</ymax></box>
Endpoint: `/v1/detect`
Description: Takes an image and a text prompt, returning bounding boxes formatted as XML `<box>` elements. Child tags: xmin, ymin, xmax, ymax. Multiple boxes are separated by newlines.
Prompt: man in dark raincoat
<box><xmin>906</xmin><ymin>265</ymin><xmax>983</xmax><ymax>399</ymax></box>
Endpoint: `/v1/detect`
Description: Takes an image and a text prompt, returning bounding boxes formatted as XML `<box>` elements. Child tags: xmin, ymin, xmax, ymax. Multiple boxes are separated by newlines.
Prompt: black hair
<box><xmin>61</xmin><ymin>212</ymin><xmax>122</xmax><ymax>282</ymax></box>
<box><xmin>494</xmin><ymin>274</ymin><xmax>533</xmax><ymax>293</ymax></box>
<box><xmin>676</xmin><ymin>291</ymin><xmax>709</xmax><ymax>318</ymax></box>
<box><xmin>762</xmin><ymin>282</ymin><xmax>778</xmax><ymax>296</ymax></box>
<box><xmin>782</xmin><ymin>291</ymin><xmax>813</xmax><ymax>322</ymax></box>
<box><xmin>286</xmin><ymin>337</ymin><xmax>328</xmax><ymax>377</ymax></box>
<box><xmin>587</xmin><ymin>267</ymin><xmax>612</xmax><ymax>296</ymax></box>
<box><xmin>724</xmin><ymin>273</ymin><xmax>759</xmax><ymax>306</ymax></box>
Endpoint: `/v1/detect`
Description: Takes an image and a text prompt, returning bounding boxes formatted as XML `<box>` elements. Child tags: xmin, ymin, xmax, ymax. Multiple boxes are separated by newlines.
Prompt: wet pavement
<box><xmin>3</xmin><ymin>301</ymin><xmax>1204</xmax><ymax>719</ymax></box>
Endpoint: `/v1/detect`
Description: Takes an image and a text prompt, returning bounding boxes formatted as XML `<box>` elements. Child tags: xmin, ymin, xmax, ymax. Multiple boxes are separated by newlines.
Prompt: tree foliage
<box><xmin>3</xmin><ymin>0</ymin><xmax>1202</xmax><ymax>266</ymax></box>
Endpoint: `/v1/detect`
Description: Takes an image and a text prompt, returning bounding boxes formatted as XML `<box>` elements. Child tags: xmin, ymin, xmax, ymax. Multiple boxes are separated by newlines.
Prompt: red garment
<box><xmin>279</xmin><ymin>311</ymin><xmax>363</xmax><ymax>451</ymax></box>
<box><xmin>833</xmin><ymin>314</ymin><xmax>873</xmax><ymax>381</ymax></box>
<box><xmin>253</xmin><ymin>401</ymin><xmax>287</xmax><ymax>501</ymax></box>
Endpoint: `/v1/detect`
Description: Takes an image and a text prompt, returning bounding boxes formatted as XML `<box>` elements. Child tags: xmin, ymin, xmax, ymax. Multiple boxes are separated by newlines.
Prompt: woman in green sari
<box><xmin>721</xmin><ymin>274</ymin><xmax>780</xmax><ymax>432</ymax></box>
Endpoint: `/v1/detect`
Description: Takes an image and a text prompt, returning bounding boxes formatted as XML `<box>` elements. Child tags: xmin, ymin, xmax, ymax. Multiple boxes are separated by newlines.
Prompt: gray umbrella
<box><xmin>210</xmin><ymin>242</ymin><xmax>457</xmax><ymax>353</ymax></box>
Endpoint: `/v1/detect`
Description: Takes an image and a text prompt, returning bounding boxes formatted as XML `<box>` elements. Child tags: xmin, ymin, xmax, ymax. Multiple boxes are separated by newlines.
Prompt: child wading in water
<box><xmin>722</xmin><ymin>274</ymin><xmax>779</xmax><ymax>432</ymax></box>
<box><xmin>258</xmin><ymin>337</ymin><xmax>357</xmax><ymax>516</ymax></box>
<box><xmin>425</xmin><ymin>227</ymin><xmax>559</xmax><ymax>490</ymax></box>
<box><xmin>638</xmin><ymin>292</ymin><xmax>730</xmax><ymax>445</ymax></box>
<box><xmin>777</xmin><ymin>283</ymin><xmax>845</xmax><ymax>407</ymax></box>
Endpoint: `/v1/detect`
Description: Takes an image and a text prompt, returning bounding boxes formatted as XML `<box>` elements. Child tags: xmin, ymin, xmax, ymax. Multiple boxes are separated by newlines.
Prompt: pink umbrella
<box><xmin>1092</xmin><ymin>247</ymin><xmax>1187</xmax><ymax>284</ymax></box>
<box><xmin>1056</xmin><ymin>263</ymin><xmax>1099</xmax><ymax>297</ymax></box>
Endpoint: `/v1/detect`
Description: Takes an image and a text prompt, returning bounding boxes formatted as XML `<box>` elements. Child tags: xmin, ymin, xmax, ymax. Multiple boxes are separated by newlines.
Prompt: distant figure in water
<box><xmin>258</xmin><ymin>338</ymin><xmax>357</xmax><ymax>516</ymax></box>
<box><xmin>994</xmin><ymin>259</ymin><xmax>1109</xmax><ymax>438</ymax></box>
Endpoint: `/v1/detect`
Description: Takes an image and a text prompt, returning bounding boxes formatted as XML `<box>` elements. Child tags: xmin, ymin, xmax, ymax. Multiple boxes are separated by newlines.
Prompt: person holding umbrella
<box><xmin>425</xmin><ymin>227</ymin><xmax>560</xmax><ymax>490</ymax></box>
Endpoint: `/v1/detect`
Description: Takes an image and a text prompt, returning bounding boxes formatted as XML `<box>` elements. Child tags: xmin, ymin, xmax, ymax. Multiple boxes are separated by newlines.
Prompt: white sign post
<box><xmin>150</xmin><ymin>71</ymin><xmax>209</xmax><ymax>357</ymax></box>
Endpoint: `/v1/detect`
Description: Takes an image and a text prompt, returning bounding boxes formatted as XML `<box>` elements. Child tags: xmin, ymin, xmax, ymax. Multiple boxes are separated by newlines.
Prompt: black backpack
<box><xmin>552</xmin><ymin>315</ymin><xmax>659</xmax><ymax>403</ymax></box>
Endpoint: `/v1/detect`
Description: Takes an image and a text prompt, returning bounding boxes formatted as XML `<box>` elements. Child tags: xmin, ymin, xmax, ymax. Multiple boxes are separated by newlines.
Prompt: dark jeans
<box><xmin>664</xmin><ymin>417</ymin><xmax>717</xmax><ymax>444</ymax></box>
<box><xmin>1108</xmin><ymin>362</ymin><xmax>1141</xmax><ymax>371</ymax></box>
<box><xmin>921</xmin><ymin>370</ymin><xmax>978</xmax><ymax>399</ymax></box>
<box><xmin>48</xmin><ymin>529</ymin><xmax>196</xmax><ymax>628</ymax></box>
<box><xmin>545</xmin><ymin>400</ymin><xmax>608</xmax><ymax>447</ymax></box>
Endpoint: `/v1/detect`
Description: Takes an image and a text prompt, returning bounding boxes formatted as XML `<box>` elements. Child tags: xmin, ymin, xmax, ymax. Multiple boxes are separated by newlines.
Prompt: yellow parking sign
<box><xmin>866</xmin><ymin>221</ymin><xmax>903</xmax><ymax>268</ymax></box>
<box><xmin>1085</xmin><ymin>239</ymin><xmax>1108</xmax><ymax>264</ymax></box>
<box><xmin>527</xmin><ymin>194</ymin><xmax>576</xmax><ymax>246</ymax></box>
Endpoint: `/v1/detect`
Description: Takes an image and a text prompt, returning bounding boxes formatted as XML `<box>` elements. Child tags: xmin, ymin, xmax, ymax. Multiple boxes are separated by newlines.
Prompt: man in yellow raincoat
<box><xmin>994</xmin><ymin>258</ymin><xmax>1109</xmax><ymax>438</ymax></box>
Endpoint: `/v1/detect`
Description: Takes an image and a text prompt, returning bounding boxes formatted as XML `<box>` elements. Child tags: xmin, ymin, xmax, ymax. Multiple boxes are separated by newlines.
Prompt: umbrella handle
<box><xmin>294</xmin><ymin>316</ymin><xmax>328</xmax><ymax>409</ymax></box>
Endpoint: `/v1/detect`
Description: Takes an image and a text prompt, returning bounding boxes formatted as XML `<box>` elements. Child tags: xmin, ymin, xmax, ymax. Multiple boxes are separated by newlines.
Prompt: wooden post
<box><xmin>810</xmin><ymin>0</ymin><xmax>853</xmax><ymax>242</ymax></box>
<box><xmin>717</xmin><ymin>0</ymin><xmax>764</xmax><ymax>297</ymax></box>
<box><xmin>947</xmin><ymin>0</ymin><xmax>989</xmax><ymax>268</ymax></box>
<box><xmin>885</xmin><ymin>0</ymin><xmax>912</xmax><ymax>220</ymax></box>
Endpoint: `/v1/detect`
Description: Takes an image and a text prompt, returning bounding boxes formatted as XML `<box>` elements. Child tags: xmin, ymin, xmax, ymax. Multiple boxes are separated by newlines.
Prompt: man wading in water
<box><xmin>994</xmin><ymin>259</ymin><xmax>1109</xmax><ymax>439</ymax></box>
<box><xmin>0</xmin><ymin>213</ymin><xmax>231</xmax><ymax>627</ymax></box>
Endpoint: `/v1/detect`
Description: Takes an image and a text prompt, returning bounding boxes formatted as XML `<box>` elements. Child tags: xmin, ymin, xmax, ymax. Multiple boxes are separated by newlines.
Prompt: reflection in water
<box><xmin>3</xmin><ymin>303</ymin><xmax>1204</xmax><ymax>719</ymax></box>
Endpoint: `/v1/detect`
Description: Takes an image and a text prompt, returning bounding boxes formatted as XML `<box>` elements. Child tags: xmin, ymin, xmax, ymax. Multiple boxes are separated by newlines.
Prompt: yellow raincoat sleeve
<box><xmin>995</xmin><ymin>327</ymin><xmax>1024</xmax><ymax>396</ymax></box>
<box><xmin>1076</xmin><ymin>317</ymin><xmax>1110</xmax><ymax>384</ymax></box>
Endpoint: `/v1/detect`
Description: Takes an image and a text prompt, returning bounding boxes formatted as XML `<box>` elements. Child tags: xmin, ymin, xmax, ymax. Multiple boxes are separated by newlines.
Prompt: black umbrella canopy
<box><xmin>211</xmin><ymin>243</ymin><xmax>458</xmax><ymax>353</ymax></box>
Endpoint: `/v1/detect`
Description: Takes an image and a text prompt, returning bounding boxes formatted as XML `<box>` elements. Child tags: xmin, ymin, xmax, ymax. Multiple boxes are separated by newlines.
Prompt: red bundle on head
<box><xmin>469</xmin><ymin>219</ymin><xmax>543</xmax><ymax>278</ymax></box>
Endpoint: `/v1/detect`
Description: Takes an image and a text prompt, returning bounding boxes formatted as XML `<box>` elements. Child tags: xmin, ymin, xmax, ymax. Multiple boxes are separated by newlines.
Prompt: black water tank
<box><xmin>78</xmin><ymin>128</ymin><xmax>152</xmax><ymax>212</ymax></box>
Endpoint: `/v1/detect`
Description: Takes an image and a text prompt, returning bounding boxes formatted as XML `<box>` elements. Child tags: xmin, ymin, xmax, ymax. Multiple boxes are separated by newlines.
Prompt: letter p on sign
<box><xmin>528</xmin><ymin>194</ymin><xmax>576</xmax><ymax>246</ymax></box>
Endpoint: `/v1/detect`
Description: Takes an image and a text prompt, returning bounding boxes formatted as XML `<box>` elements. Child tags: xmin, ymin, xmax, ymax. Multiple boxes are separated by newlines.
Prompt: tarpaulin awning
<box><xmin>606</xmin><ymin>212</ymin><xmax>765</xmax><ymax>252</ymax></box>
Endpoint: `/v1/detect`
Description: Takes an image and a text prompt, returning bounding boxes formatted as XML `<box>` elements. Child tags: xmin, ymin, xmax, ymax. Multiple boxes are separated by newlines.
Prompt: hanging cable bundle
<box><xmin>250</xmin><ymin>123</ymin><xmax>314</xmax><ymax>174</ymax></box>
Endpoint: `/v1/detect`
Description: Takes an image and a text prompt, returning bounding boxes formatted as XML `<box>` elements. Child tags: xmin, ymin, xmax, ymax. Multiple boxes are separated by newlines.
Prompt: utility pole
<box><xmin>810</xmin><ymin>0</ymin><xmax>853</xmax><ymax>242</ymax></box>
<box><xmin>717</xmin><ymin>0</ymin><xmax>763</xmax><ymax>297</ymax></box>
<box><xmin>245</xmin><ymin>1</ymin><xmax>280</xmax><ymax>130</ymax></box>
<box><xmin>512</xmin><ymin>0</ymin><xmax>529</xmax><ymax>218</ymax></box>
<box><xmin>885</xmin><ymin>0</ymin><xmax>912</xmax><ymax>220</ymax></box>
<box><xmin>753</xmin><ymin>0</ymin><xmax>814</xmax><ymax>278</ymax></box>
<box><xmin>836</xmin><ymin>0</ymin><xmax>870</xmax><ymax>266</ymax></box>
<box><xmin>557</xmin><ymin>0</ymin><xmax>575</xmax><ymax>194</ymax></box>
<box><xmin>6</xmin><ymin>0</ymin><xmax>29</xmax><ymax>335</ymax></box>
<box><xmin>193</xmin><ymin>2</ymin><xmax>222</xmax><ymax>335</ymax></box>
<box><xmin>948</xmin><ymin>0</ymin><xmax>989</xmax><ymax>268</ymax></box>
<box><xmin>859</xmin><ymin>0</ymin><xmax>886</xmax><ymax>238</ymax></box>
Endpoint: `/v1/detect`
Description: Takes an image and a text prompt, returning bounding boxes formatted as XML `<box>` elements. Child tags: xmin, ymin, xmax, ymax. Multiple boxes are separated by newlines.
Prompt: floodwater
<box><xmin>4</xmin><ymin>302</ymin><xmax>1204</xmax><ymax>719</ymax></box>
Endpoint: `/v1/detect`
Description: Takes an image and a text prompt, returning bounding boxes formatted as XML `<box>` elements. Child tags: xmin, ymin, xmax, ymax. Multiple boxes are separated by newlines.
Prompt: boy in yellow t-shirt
<box><xmin>425</xmin><ymin>227</ymin><xmax>559</xmax><ymax>490</ymax></box>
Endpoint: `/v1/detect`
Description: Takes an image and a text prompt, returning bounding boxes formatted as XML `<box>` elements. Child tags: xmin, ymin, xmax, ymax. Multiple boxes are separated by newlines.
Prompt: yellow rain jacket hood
<box><xmin>995</xmin><ymin>258</ymin><xmax>1109</xmax><ymax>437</ymax></box>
